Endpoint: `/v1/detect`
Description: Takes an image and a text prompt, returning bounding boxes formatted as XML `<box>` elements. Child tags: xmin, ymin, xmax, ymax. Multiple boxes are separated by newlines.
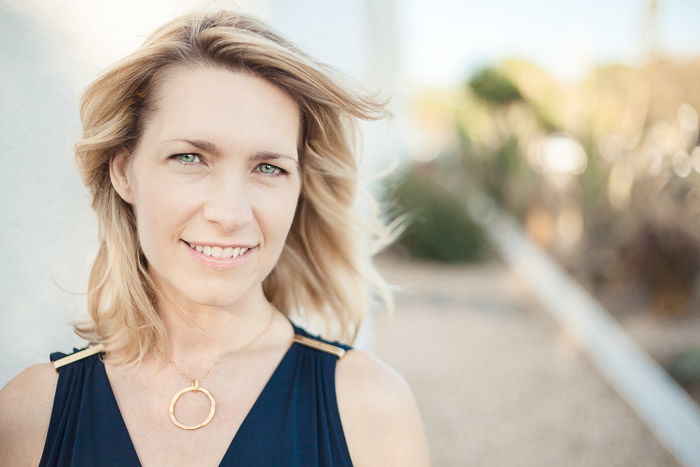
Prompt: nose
<box><xmin>201</xmin><ymin>173</ymin><xmax>255</xmax><ymax>231</ymax></box>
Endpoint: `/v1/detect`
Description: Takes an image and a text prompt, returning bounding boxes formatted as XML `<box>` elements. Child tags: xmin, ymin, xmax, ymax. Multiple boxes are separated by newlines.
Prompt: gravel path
<box><xmin>372</xmin><ymin>252</ymin><xmax>680</xmax><ymax>467</ymax></box>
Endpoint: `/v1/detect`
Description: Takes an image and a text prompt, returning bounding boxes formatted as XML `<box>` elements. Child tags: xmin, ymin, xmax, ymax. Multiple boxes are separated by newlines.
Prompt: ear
<box><xmin>110</xmin><ymin>149</ymin><xmax>135</xmax><ymax>204</ymax></box>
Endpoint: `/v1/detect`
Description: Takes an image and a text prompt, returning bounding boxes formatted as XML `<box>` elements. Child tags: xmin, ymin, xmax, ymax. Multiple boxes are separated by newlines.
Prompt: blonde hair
<box><xmin>70</xmin><ymin>8</ymin><xmax>405</xmax><ymax>367</ymax></box>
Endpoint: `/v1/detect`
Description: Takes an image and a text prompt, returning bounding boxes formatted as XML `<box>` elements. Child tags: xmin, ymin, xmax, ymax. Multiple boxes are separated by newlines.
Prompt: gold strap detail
<box><xmin>52</xmin><ymin>337</ymin><xmax>346</xmax><ymax>369</ymax></box>
<box><xmin>293</xmin><ymin>335</ymin><xmax>346</xmax><ymax>358</ymax></box>
<box><xmin>52</xmin><ymin>343</ymin><xmax>105</xmax><ymax>370</ymax></box>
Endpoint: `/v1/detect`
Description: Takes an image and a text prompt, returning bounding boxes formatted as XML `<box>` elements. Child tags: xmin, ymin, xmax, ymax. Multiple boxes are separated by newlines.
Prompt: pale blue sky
<box><xmin>399</xmin><ymin>0</ymin><xmax>700</xmax><ymax>86</ymax></box>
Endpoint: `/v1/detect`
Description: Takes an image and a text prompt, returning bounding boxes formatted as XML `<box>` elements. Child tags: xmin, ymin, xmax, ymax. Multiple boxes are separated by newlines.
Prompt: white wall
<box><xmin>0</xmin><ymin>0</ymin><xmax>400</xmax><ymax>386</ymax></box>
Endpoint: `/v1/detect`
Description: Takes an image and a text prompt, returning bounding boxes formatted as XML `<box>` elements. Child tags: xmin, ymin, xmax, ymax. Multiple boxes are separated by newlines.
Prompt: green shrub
<box><xmin>384</xmin><ymin>162</ymin><xmax>491</xmax><ymax>263</ymax></box>
<box><xmin>665</xmin><ymin>348</ymin><xmax>700</xmax><ymax>386</ymax></box>
<box><xmin>468</xmin><ymin>67</ymin><xmax>522</xmax><ymax>106</ymax></box>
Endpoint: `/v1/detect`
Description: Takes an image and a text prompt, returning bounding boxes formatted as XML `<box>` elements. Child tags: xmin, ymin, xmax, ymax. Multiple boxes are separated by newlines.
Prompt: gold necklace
<box><xmin>166</xmin><ymin>305</ymin><xmax>277</xmax><ymax>430</ymax></box>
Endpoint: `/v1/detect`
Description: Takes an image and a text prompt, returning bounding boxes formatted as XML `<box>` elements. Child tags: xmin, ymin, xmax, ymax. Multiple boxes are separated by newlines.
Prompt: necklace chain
<box><xmin>166</xmin><ymin>304</ymin><xmax>277</xmax><ymax>384</ymax></box>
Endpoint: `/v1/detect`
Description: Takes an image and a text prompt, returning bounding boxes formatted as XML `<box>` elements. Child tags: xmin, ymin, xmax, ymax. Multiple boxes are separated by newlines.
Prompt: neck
<box><xmin>155</xmin><ymin>286</ymin><xmax>277</xmax><ymax>374</ymax></box>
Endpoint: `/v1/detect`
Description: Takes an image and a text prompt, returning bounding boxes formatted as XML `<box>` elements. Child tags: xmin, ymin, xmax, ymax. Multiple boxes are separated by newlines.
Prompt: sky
<box><xmin>398</xmin><ymin>0</ymin><xmax>700</xmax><ymax>87</ymax></box>
<box><xmin>5</xmin><ymin>0</ymin><xmax>699</xmax><ymax>91</ymax></box>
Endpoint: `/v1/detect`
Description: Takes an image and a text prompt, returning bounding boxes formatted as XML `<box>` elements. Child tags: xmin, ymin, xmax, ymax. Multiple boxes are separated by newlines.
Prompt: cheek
<box><xmin>274</xmin><ymin>198</ymin><xmax>299</xmax><ymax>230</ymax></box>
<box><xmin>259</xmin><ymin>189</ymin><xmax>300</xmax><ymax>240</ymax></box>
<box><xmin>134</xmin><ymin>179</ymin><xmax>195</xmax><ymax>253</ymax></box>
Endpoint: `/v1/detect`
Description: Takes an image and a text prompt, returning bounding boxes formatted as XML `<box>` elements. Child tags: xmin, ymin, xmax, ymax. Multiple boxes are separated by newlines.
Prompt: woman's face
<box><xmin>110</xmin><ymin>65</ymin><xmax>302</xmax><ymax>309</ymax></box>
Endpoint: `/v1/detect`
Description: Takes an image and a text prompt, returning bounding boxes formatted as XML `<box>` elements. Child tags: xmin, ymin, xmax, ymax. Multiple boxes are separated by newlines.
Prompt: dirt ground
<box><xmin>371</xmin><ymin>251</ymin><xmax>682</xmax><ymax>467</ymax></box>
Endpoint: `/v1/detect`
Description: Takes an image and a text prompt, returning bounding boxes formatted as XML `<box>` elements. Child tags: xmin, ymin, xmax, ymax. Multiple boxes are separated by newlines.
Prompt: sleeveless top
<box><xmin>39</xmin><ymin>319</ymin><xmax>354</xmax><ymax>466</ymax></box>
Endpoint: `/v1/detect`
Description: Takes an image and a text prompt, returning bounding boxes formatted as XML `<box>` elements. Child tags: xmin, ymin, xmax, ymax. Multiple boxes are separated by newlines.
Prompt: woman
<box><xmin>0</xmin><ymin>8</ymin><xmax>429</xmax><ymax>467</ymax></box>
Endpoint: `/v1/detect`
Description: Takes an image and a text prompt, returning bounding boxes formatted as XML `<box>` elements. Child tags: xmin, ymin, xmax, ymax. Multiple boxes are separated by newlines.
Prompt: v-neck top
<box><xmin>39</xmin><ymin>320</ymin><xmax>354</xmax><ymax>466</ymax></box>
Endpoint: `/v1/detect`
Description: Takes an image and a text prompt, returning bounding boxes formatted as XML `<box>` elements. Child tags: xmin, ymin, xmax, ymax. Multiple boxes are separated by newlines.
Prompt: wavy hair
<box><xmin>70</xmin><ymin>8</ymin><xmax>406</xmax><ymax>367</ymax></box>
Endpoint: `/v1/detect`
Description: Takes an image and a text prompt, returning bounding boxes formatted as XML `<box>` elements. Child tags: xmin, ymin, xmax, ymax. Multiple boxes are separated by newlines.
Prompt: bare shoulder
<box><xmin>0</xmin><ymin>362</ymin><xmax>58</xmax><ymax>466</ymax></box>
<box><xmin>335</xmin><ymin>348</ymin><xmax>431</xmax><ymax>467</ymax></box>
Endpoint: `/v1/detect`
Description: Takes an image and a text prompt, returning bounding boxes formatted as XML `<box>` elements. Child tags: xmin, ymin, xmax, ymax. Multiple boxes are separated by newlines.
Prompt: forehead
<box><xmin>144</xmin><ymin>65</ymin><xmax>301</xmax><ymax>151</ymax></box>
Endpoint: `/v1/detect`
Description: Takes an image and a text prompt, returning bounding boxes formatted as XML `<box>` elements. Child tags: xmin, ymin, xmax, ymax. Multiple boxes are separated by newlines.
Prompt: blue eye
<box><xmin>257</xmin><ymin>163</ymin><xmax>287</xmax><ymax>176</ymax></box>
<box><xmin>171</xmin><ymin>154</ymin><xmax>287</xmax><ymax>176</ymax></box>
<box><xmin>172</xmin><ymin>153</ymin><xmax>202</xmax><ymax>165</ymax></box>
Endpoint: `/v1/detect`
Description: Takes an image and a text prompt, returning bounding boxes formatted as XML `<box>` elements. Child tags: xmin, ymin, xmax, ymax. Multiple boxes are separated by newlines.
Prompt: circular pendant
<box><xmin>169</xmin><ymin>379</ymin><xmax>216</xmax><ymax>430</ymax></box>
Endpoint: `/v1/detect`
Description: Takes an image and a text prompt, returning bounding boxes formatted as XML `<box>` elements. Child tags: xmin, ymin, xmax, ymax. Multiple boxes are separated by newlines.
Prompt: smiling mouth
<box><xmin>181</xmin><ymin>240</ymin><xmax>257</xmax><ymax>259</ymax></box>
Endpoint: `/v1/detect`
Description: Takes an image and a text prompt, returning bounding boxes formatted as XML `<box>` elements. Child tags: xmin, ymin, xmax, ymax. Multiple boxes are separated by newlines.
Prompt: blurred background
<box><xmin>2</xmin><ymin>1</ymin><xmax>700</xmax><ymax>466</ymax></box>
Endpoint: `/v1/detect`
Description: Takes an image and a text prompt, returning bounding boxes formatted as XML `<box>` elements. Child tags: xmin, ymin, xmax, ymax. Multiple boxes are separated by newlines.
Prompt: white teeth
<box><xmin>189</xmin><ymin>242</ymin><xmax>250</xmax><ymax>258</ymax></box>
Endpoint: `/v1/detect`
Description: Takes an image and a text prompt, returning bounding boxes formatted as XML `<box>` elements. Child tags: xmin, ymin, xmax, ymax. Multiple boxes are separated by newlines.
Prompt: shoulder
<box><xmin>0</xmin><ymin>362</ymin><xmax>58</xmax><ymax>466</ymax></box>
<box><xmin>335</xmin><ymin>348</ymin><xmax>431</xmax><ymax>467</ymax></box>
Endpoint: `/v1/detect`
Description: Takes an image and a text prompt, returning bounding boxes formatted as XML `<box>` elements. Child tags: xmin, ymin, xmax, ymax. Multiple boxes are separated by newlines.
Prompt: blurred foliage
<box><xmin>665</xmin><ymin>348</ymin><xmax>700</xmax><ymax>387</ymax></box>
<box><xmin>405</xmin><ymin>56</ymin><xmax>700</xmax><ymax>316</ymax></box>
<box><xmin>383</xmin><ymin>162</ymin><xmax>491</xmax><ymax>263</ymax></box>
<box><xmin>619</xmin><ymin>220</ymin><xmax>700</xmax><ymax>316</ymax></box>
<box><xmin>468</xmin><ymin>67</ymin><xmax>522</xmax><ymax>106</ymax></box>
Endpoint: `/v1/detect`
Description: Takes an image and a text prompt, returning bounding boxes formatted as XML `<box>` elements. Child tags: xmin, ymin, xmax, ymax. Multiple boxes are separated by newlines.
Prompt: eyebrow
<box><xmin>161</xmin><ymin>138</ymin><xmax>299</xmax><ymax>167</ymax></box>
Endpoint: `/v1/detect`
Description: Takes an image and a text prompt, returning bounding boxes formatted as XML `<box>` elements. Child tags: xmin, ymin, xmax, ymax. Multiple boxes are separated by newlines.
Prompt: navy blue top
<box><xmin>39</xmin><ymin>320</ymin><xmax>354</xmax><ymax>466</ymax></box>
